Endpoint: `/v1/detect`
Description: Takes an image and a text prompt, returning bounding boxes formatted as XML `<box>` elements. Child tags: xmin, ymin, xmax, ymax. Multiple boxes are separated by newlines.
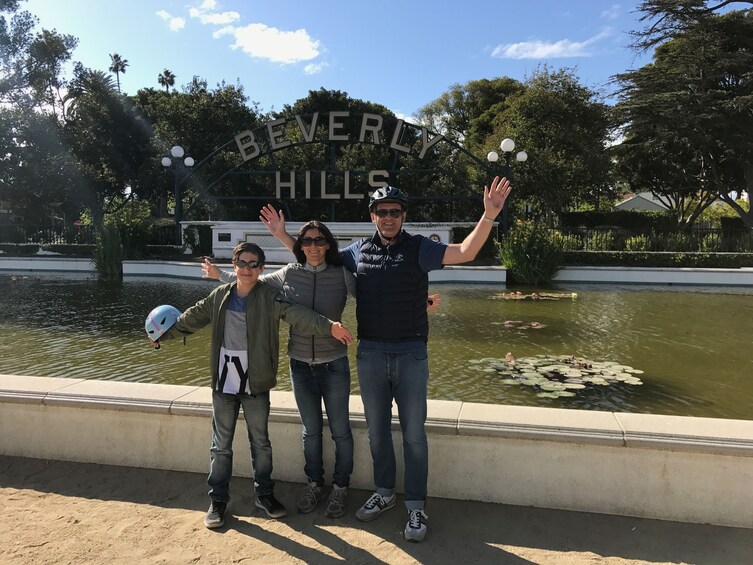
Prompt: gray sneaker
<box><xmin>404</xmin><ymin>509</ymin><xmax>428</xmax><ymax>542</ymax></box>
<box><xmin>297</xmin><ymin>480</ymin><xmax>323</xmax><ymax>514</ymax></box>
<box><xmin>255</xmin><ymin>494</ymin><xmax>287</xmax><ymax>519</ymax></box>
<box><xmin>204</xmin><ymin>500</ymin><xmax>227</xmax><ymax>529</ymax></box>
<box><xmin>324</xmin><ymin>485</ymin><xmax>348</xmax><ymax>518</ymax></box>
<box><xmin>355</xmin><ymin>492</ymin><xmax>396</xmax><ymax>522</ymax></box>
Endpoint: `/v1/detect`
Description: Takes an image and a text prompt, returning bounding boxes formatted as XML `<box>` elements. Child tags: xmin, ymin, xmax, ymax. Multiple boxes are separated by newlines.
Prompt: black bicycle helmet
<box><xmin>369</xmin><ymin>186</ymin><xmax>408</xmax><ymax>211</ymax></box>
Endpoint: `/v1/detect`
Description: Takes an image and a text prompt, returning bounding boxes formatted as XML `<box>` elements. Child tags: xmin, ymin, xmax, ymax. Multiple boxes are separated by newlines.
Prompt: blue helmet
<box><xmin>145</xmin><ymin>304</ymin><xmax>181</xmax><ymax>341</ymax></box>
<box><xmin>369</xmin><ymin>186</ymin><xmax>407</xmax><ymax>211</ymax></box>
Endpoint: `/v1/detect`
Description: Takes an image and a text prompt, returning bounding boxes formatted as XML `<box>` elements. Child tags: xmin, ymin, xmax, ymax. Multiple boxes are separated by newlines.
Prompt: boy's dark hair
<box><xmin>232</xmin><ymin>242</ymin><xmax>266</xmax><ymax>265</ymax></box>
<box><xmin>292</xmin><ymin>221</ymin><xmax>342</xmax><ymax>266</ymax></box>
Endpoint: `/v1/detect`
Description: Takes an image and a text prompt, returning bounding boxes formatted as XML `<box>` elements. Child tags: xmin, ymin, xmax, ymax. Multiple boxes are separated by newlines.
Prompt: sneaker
<box><xmin>204</xmin><ymin>500</ymin><xmax>227</xmax><ymax>529</ymax></box>
<box><xmin>297</xmin><ymin>480</ymin><xmax>323</xmax><ymax>514</ymax></box>
<box><xmin>404</xmin><ymin>509</ymin><xmax>428</xmax><ymax>542</ymax></box>
<box><xmin>355</xmin><ymin>492</ymin><xmax>396</xmax><ymax>522</ymax></box>
<box><xmin>255</xmin><ymin>494</ymin><xmax>288</xmax><ymax>519</ymax></box>
<box><xmin>324</xmin><ymin>485</ymin><xmax>348</xmax><ymax>518</ymax></box>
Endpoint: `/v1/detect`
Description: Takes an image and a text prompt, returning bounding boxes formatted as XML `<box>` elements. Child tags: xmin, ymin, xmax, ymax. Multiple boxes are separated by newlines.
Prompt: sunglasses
<box><xmin>374</xmin><ymin>209</ymin><xmax>403</xmax><ymax>218</ymax></box>
<box><xmin>300</xmin><ymin>236</ymin><xmax>328</xmax><ymax>247</ymax></box>
<box><xmin>233</xmin><ymin>259</ymin><xmax>262</xmax><ymax>270</ymax></box>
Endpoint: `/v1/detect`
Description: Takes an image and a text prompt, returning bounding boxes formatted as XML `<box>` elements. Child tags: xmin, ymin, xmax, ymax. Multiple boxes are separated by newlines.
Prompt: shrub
<box><xmin>93</xmin><ymin>225</ymin><xmax>123</xmax><ymax>280</ymax></box>
<box><xmin>625</xmin><ymin>235</ymin><xmax>649</xmax><ymax>251</ymax></box>
<box><xmin>497</xmin><ymin>221</ymin><xmax>564</xmax><ymax>284</ymax></box>
<box><xmin>451</xmin><ymin>225</ymin><xmax>499</xmax><ymax>263</ymax></box>
<box><xmin>699</xmin><ymin>233</ymin><xmax>723</xmax><ymax>253</ymax></box>
<box><xmin>0</xmin><ymin>243</ymin><xmax>39</xmax><ymax>255</ymax></box>
<box><xmin>562</xmin><ymin>251</ymin><xmax>753</xmax><ymax>268</ymax></box>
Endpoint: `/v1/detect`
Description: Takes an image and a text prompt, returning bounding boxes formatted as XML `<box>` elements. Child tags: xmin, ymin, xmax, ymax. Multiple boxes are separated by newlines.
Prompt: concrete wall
<box><xmin>2</xmin><ymin>374</ymin><xmax>751</xmax><ymax>529</ymax></box>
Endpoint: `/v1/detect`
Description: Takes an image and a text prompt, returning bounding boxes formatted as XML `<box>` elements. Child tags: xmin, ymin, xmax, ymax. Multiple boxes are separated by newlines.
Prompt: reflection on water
<box><xmin>1</xmin><ymin>273</ymin><xmax>752</xmax><ymax>420</ymax></box>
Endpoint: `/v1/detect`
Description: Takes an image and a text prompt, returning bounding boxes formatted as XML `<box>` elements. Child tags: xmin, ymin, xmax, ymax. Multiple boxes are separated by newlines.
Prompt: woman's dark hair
<box><xmin>292</xmin><ymin>221</ymin><xmax>342</xmax><ymax>266</ymax></box>
<box><xmin>232</xmin><ymin>241</ymin><xmax>266</xmax><ymax>265</ymax></box>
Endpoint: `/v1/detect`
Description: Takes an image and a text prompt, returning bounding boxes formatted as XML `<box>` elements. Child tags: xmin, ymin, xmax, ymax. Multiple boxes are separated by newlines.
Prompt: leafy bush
<box><xmin>93</xmin><ymin>224</ymin><xmax>123</xmax><ymax>280</ymax></box>
<box><xmin>497</xmin><ymin>221</ymin><xmax>564</xmax><ymax>284</ymax></box>
<box><xmin>625</xmin><ymin>235</ymin><xmax>649</xmax><ymax>251</ymax></box>
<box><xmin>43</xmin><ymin>244</ymin><xmax>96</xmax><ymax>256</ymax></box>
<box><xmin>451</xmin><ymin>225</ymin><xmax>499</xmax><ymax>263</ymax></box>
<box><xmin>560</xmin><ymin>210</ymin><xmax>676</xmax><ymax>231</ymax></box>
<box><xmin>0</xmin><ymin>243</ymin><xmax>39</xmax><ymax>255</ymax></box>
<box><xmin>551</xmin><ymin>231</ymin><xmax>583</xmax><ymax>251</ymax></box>
<box><xmin>699</xmin><ymin>233</ymin><xmax>723</xmax><ymax>253</ymax></box>
<box><xmin>563</xmin><ymin>251</ymin><xmax>753</xmax><ymax>268</ymax></box>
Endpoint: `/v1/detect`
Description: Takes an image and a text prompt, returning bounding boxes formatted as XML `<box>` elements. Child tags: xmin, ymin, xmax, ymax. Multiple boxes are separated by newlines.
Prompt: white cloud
<box><xmin>492</xmin><ymin>29</ymin><xmax>612</xmax><ymax>59</ymax></box>
<box><xmin>155</xmin><ymin>10</ymin><xmax>186</xmax><ymax>31</ymax></box>
<box><xmin>219</xmin><ymin>23</ymin><xmax>320</xmax><ymax>64</ymax></box>
<box><xmin>199</xmin><ymin>0</ymin><xmax>217</xmax><ymax>9</ymax></box>
<box><xmin>304</xmin><ymin>62</ymin><xmax>327</xmax><ymax>75</ymax></box>
<box><xmin>189</xmin><ymin>7</ymin><xmax>240</xmax><ymax>25</ymax></box>
<box><xmin>601</xmin><ymin>5</ymin><xmax>621</xmax><ymax>20</ymax></box>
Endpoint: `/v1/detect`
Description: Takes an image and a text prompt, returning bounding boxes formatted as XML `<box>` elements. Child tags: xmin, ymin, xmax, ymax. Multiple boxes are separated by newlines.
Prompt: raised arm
<box><xmin>442</xmin><ymin>176</ymin><xmax>512</xmax><ymax>265</ymax></box>
<box><xmin>202</xmin><ymin>258</ymin><xmax>235</xmax><ymax>283</ymax></box>
<box><xmin>259</xmin><ymin>204</ymin><xmax>296</xmax><ymax>252</ymax></box>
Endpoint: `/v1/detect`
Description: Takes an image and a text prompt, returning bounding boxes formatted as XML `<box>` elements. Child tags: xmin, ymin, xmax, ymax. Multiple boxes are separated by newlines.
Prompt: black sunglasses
<box><xmin>374</xmin><ymin>209</ymin><xmax>403</xmax><ymax>218</ymax></box>
<box><xmin>234</xmin><ymin>259</ymin><xmax>262</xmax><ymax>269</ymax></box>
<box><xmin>300</xmin><ymin>236</ymin><xmax>328</xmax><ymax>247</ymax></box>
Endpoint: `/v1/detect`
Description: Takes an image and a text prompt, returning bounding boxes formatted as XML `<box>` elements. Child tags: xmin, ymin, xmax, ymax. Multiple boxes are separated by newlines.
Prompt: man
<box><xmin>153</xmin><ymin>242</ymin><xmax>353</xmax><ymax>530</ymax></box>
<box><xmin>260</xmin><ymin>175</ymin><xmax>512</xmax><ymax>542</ymax></box>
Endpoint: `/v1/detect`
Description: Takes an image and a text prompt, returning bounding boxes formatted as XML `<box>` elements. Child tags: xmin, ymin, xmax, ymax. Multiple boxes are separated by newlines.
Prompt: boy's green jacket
<box><xmin>162</xmin><ymin>281</ymin><xmax>335</xmax><ymax>395</ymax></box>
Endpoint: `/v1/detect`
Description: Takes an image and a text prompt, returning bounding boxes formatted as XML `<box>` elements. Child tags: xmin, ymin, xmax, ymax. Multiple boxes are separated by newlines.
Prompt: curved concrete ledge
<box><xmin>554</xmin><ymin>265</ymin><xmax>753</xmax><ymax>286</ymax></box>
<box><xmin>2</xmin><ymin>374</ymin><xmax>752</xmax><ymax>529</ymax></box>
<box><xmin>4</xmin><ymin>256</ymin><xmax>753</xmax><ymax>286</ymax></box>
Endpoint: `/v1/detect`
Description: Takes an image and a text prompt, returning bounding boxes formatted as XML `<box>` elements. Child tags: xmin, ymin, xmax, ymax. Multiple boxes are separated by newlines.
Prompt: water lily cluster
<box><xmin>471</xmin><ymin>354</ymin><xmax>644</xmax><ymax>399</ymax></box>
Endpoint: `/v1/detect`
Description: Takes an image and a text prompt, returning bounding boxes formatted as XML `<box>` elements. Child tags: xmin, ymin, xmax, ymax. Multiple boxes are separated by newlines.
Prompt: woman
<box><xmin>203</xmin><ymin>214</ymin><xmax>355</xmax><ymax>518</ymax></box>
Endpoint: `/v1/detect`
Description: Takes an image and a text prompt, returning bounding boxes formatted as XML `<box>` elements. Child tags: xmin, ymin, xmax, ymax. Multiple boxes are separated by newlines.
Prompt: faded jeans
<box><xmin>207</xmin><ymin>389</ymin><xmax>274</xmax><ymax>503</ymax></box>
<box><xmin>356</xmin><ymin>341</ymin><xmax>429</xmax><ymax>510</ymax></box>
<box><xmin>290</xmin><ymin>355</ymin><xmax>354</xmax><ymax>487</ymax></box>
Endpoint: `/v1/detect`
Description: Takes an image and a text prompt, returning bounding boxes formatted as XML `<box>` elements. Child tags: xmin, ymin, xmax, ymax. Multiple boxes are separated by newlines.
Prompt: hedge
<box><xmin>563</xmin><ymin>251</ymin><xmax>753</xmax><ymax>268</ymax></box>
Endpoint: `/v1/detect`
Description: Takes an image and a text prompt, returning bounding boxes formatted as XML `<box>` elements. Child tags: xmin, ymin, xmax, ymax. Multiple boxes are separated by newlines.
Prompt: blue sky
<box><xmin>23</xmin><ymin>0</ymin><xmax>653</xmax><ymax>118</ymax></box>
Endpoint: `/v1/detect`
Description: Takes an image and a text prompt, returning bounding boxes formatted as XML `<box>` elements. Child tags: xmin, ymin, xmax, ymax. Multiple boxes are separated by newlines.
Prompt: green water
<box><xmin>1</xmin><ymin>272</ymin><xmax>752</xmax><ymax>420</ymax></box>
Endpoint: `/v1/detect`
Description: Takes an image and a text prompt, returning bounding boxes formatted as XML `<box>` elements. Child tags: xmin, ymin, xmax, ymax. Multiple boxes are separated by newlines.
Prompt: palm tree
<box><xmin>157</xmin><ymin>69</ymin><xmax>176</xmax><ymax>93</ymax></box>
<box><xmin>63</xmin><ymin>63</ymin><xmax>117</xmax><ymax>119</ymax></box>
<box><xmin>108</xmin><ymin>53</ymin><xmax>129</xmax><ymax>93</ymax></box>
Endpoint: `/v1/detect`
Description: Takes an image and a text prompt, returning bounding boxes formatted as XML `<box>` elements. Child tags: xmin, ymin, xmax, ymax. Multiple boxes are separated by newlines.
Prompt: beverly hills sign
<box><xmin>232</xmin><ymin>111</ymin><xmax>448</xmax><ymax>201</ymax></box>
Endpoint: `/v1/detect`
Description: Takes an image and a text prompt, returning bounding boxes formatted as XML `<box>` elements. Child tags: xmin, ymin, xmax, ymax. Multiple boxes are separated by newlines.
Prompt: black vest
<box><xmin>355</xmin><ymin>231</ymin><xmax>429</xmax><ymax>342</ymax></box>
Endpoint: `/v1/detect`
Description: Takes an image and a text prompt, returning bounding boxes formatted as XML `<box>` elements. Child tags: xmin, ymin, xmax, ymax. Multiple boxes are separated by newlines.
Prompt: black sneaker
<box><xmin>255</xmin><ymin>494</ymin><xmax>288</xmax><ymax>519</ymax></box>
<box><xmin>204</xmin><ymin>500</ymin><xmax>227</xmax><ymax>529</ymax></box>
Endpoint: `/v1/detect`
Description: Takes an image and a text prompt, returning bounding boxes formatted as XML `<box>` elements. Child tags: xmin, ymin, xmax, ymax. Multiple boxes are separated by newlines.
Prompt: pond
<box><xmin>1</xmin><ymin>272</ymin><xmax>752</xmax><ymax>420</ymax></box>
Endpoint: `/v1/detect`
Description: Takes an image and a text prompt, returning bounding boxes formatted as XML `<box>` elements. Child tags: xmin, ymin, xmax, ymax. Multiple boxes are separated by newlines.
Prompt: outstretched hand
<box><xmin>330</xmin><ymin>322</ymin><xmax>354</xmax><ymax>345</ymax></box>
<box><xmin>427</xmin><ymin>293</ymin><xmax>442</xmax><ymax>314</ymax></box>
<box><xmin>483</xmin><ymin>176</ymin><xmax>512</xmax><ymax>218</ymax></box>
<box><xmin>202</xmin><ymin>257</ymin><xmax>221</xmax><ymax>281</ymax></box>
<box><xmin>259</xmin><ymin>204</ymin><xmax>286</xmax><ymax>237</ymax></box>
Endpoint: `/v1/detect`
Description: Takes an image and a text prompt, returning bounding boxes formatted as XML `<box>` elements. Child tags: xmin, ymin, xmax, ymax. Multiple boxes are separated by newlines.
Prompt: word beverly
<box><xmin>234</xmin><ymin>112</ymin><xmax>445</xmax><ymax>163</ymax></box>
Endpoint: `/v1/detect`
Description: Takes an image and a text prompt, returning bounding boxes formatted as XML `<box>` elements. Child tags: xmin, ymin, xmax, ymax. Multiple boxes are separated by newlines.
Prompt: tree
<box><xmin>108</xmin><ymin>52</ymin><xmax>128</xmax><ymax>93</ymax></box>
<box><xmin>0</xmin><ymin>0</ymin><xmax>77</xmax><ymax>111</ymax></box>
<box><xmin>416</xmin><ymin>77</ymin><xmax>525</xmax><ymax>148</ymax></box>
<box><xmin>632</xmin><ymin>0</ymin><xmax>753</xmax><ymax>50</ymax></box>
<box><xmin>63</xmin><ymin>64</ymin><xmax>152</xmax><ymax>229</ymax></box>
<box><xmin>616</xmin><ymin>9</ymin><xmax>753</xmax><ymax>228</ymax></box>
<box><xmin>491</xmin><ymin>68</ymin><xmax>614</xmax><ymax>218</ymax></box>
<box><xmin>133</xmin><ymin>77</ymin><xmax>263</xmax><ymax>220</ymax></box>
<box><xmin>157</xmin><ymin>68</ymin><xmax>175</xmax><ymax>93</ymax></box>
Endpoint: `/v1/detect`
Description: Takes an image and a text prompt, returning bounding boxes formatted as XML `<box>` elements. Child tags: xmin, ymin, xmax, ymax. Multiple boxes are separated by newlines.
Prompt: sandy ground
<box><xmin>1</xmin><ymin>456</ymin><xmax>751</xmax><ymax>565</ymax></box>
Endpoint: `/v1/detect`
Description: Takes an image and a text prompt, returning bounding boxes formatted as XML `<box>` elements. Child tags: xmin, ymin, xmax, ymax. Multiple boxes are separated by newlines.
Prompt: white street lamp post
<box><xmin>487</xmin><ymin>138</ymin><xmax>528</xmax><ymax>233</ymax></box>
<box><xmin>161</xmin><ymin>145</ymin><xmax>194</xmax><ymax>246</ymax></box>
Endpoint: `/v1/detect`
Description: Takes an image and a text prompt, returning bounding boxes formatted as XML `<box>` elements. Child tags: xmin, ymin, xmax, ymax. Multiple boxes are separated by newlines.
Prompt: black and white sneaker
<box><xmin>355</xmin><ymin>492</ymin><xmax>396</xmax><ymax>522</ymax></box>
<box><xmin>255</xmin><ymin>494</ymin><xmax>288</xmax><ymax>519</ymax></box>
<box><xmin>404</xmin><ymin>509</ymin><xmax>428</xmax><ymax>542</ymax></box>
<box><xmin>204</xmin><ymin>500</ymin><xmax>227</xmax><ymax>529</ymax></box>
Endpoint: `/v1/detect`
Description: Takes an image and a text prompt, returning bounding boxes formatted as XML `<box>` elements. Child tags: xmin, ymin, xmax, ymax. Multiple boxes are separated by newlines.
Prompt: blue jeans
<box><xmin>207</xmin><ymin>389</ymin><xmax>274</xmax><ymax>503</ymax></box>
<box><xmin>290</xmin><ymin>355</ymin><xmax>354</xmax><ymax>487</ymax></box>
<box><xmin>356</xmin><ymin>342</ymin><xmax>429</xmax><ymax>510</ymax></box>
